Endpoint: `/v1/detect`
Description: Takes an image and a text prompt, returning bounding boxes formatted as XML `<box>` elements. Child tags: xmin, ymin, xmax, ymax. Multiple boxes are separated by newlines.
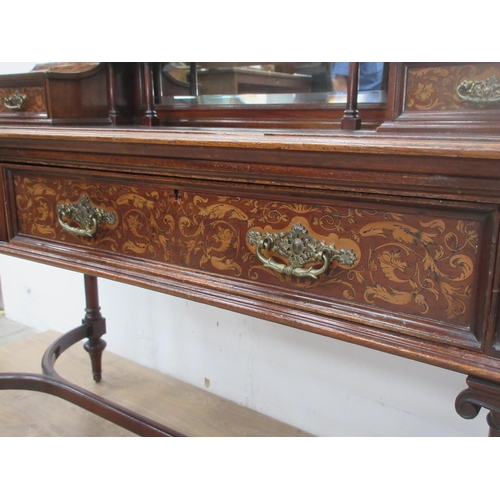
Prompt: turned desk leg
<box><xmin>82</xmin><ymin>275</ymin><xmax>107</xmax><ymax>382</ymax></box>
<box><xmin>455</xmin><ymin>376</ymin><xmax>500</xmax><ymax>437</ymax></box>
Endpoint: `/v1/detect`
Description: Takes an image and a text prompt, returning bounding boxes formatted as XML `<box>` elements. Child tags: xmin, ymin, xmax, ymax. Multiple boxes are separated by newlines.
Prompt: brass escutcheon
<box><xmin>4</xmin><ymin>90</ymin><xmax>27</xmax><ymax>111</ymax></box>
<box><xmin>456</xmin><ymin>75</ymin><xmax>500</xmax><ymax>108</ymax></box>
<box><xmin>247</xmin><ymin>223</ymin><xmax>356</xmax><ymax>280</ymax></box>
<box><xmin>56</xmin><ymin>195</ymin><xmax>116</xmax><ymax>237</ymax></box>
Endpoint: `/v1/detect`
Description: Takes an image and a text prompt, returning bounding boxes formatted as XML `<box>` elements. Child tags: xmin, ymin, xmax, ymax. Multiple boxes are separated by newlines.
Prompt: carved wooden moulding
<box><xmin>10</xmin><ymin>171</ymin><xmax>495</xmax><ymax>348</ymax></box>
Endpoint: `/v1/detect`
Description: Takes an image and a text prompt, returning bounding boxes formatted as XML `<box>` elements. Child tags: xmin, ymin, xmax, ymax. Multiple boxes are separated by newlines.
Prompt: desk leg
<box><xmin>82</xmin><ymin>275</ymin><xmax>107</xmax><ymax>382</ymax></box>
<box><xmin>455</xmin><ymin>376</ymin><xmax>500</xmax><ymax>437</ymax></box>
<box><xmin>0</xmin><ymin>273</ymin><xmax>184</xmax><ymax>436</ymax></box>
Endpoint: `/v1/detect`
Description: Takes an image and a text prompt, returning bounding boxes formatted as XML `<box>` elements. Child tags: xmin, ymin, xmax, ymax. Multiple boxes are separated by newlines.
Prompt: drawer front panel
<box><xmin>11</xmin><ymin>170</ymin><xmax>496</xmax><ymax>347</ymax></box>
<box><xmin>177</xmin><ymin>191</ymin><xmax>489</xmax><ymax>334</ymax></box>
<box><xmin>405</xmin><ymin>63</ymin><xmax>500</xmax><ymax>113</ymax></box>
<box><xmin>0</xmin><ymin>86</ymin><xmax>47</xmax><ymax>114</ymax></box>
<box><xmin>13</xmin><ymin>173</ymin><xmax>177</xmax><ymax>263</ymax></box>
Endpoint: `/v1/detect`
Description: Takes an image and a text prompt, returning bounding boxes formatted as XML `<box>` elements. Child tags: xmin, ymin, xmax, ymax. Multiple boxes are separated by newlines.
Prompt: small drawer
<box><xmin>11</xmin><ymin>171</ymin><xmax>178</xmax><ymax>264</ymax></box>
<box><xmin>404</xmin><ymin>63</ymin><xmax>500</xmax><ymax>113</ymax></box>
<box><xmin>381</xmin><ymin>63</ymin><xmax>500</xmax><ymax>133</ymax></box>
<box><xmin>0</xmin><ymin>86</ymin><xmax>47</xmax><ymax>114</ymax></box>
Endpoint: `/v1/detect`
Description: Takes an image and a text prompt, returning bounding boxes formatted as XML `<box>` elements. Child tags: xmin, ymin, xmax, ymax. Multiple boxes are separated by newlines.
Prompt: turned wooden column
<box><xmin>82</xmin><ymin>274</ymin><xmax>107</xmax><ymax>382</ymax></box>
<box><xmin>455</xmin><ymin>376</ymin><xmax>500</xmax><ymax>437</ymax></box>
<box><xmin>341</xmin><ymin>62</ymin><xmax>361</xmax><ymax>131</ymax></box>
<box><xmin>141</xmin><ymin>62</ymin><xmax>159</xmax><ymax>126</ymax></box>
<box><xmin>190</xmin><ymin>62</ymin><xmax>198</xmax><ymax>96</ymax></box>
<box><xmin>107</xmin><ymin>62</ymin><xmax>122</xmax><ymax>125</ymax></box>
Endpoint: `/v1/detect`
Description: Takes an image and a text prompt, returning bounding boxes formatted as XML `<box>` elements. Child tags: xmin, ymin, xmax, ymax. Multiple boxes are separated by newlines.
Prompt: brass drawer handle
<box><xmin>4</xmin><ymin>90</ymin><xmax>27</xmax><ymax>111</ymax></box>
<box><xmin>247</xmin><ymin>223</ymin><xmax>356</xmax><ymax>280</ymax></box>
<box><xmin>456</xmin><ymin>75</ymin><xmax>500</xmax><ymax>108</ymax></box>
<box><xmin>56</xmin><ymin>195</ymin><xmax>116</xmax><ymax>237</ymax></box>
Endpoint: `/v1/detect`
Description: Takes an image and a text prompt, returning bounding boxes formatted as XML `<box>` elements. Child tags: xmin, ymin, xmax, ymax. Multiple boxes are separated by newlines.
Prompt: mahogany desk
<box><xmin>0</xmin><ymin>126</ymin><xmax>499</xmax><ymax>436</ymax></box>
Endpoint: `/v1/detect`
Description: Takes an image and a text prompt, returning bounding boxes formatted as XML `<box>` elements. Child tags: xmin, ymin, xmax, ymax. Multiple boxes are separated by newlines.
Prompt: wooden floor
<box><xmin>0</xmin><ymin>319</ymin><xmax>311</xmax><ymax>437</ymax></box>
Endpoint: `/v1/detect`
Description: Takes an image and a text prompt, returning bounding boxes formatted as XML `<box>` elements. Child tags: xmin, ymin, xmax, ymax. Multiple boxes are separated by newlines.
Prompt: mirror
<box><xmin>156</xmin><ymin>62</ymin><xmax>387</xmax><ymax>106</ymax></box>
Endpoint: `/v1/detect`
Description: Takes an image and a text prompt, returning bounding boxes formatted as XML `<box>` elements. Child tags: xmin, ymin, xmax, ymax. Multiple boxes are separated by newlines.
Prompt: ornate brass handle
<box><xmin>247</xmin><ymin>223</ymin><xmax>356</xmax><ymax>280</ymax></box>
<box><xmin>4</xmin><ymin>90</ymin><xmax>27</xmax><ymax>111</ymax></box>
<box><xmin>56</xmin><ymin>195</ymin><xmax>116</xmax><ymax>237</ymax></box>
<box><xmin>456</xmin><ymin>75</ymin><xmax>500</xmax><ymax>108</ymax></box>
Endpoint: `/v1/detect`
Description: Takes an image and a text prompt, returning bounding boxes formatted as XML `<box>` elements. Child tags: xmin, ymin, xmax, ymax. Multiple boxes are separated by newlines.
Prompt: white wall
<box><xmin>0</xmin><ymin>62</ymin><xmax>36</xmax><ymax>75</ymax></box>
<box><xmin>0</xmin><ymin>254</ymin><xmax>489</xmax><ymax>436</ymax></box>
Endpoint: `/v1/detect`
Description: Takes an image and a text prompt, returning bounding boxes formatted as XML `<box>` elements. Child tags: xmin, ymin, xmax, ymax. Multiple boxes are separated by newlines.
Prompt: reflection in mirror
<box><xmin>331</xmin><ymin>62</ymin><xmax>385</xmax><ymax>92</ymax></box>
<box><xmin>157</xmin><ymin>62</ymin><xmax>387</xmax><ymax>106</ymax></box>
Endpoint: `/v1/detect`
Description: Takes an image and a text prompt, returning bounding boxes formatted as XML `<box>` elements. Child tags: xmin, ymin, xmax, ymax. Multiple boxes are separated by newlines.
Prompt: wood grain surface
<box><xmin>0</xmin><ymin>330</ymin><xmax>311</xmax><ymax>437</ymax></box>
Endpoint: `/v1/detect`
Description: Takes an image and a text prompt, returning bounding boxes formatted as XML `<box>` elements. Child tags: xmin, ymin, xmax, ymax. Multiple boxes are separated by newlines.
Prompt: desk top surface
<box><xmin>1</xmin><ymin>126</ymin><xmax>500</xmax><ymax>160</ymax></box>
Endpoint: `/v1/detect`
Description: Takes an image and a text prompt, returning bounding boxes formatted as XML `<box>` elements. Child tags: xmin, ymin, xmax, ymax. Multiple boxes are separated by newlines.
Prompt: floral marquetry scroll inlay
<box><xmin>358</xmin><ymin>219</ymin><xmax>477</xmax><ymax>322</ymax></box>
<box><xmin>177</xmin><ymin>195</ymin><xmax>251</xmax><ymax>276</ymax></box>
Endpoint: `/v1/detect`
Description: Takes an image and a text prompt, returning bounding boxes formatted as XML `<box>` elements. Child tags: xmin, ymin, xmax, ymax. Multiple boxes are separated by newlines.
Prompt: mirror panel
<box><xmin>157</xmin><ymin>62</ymin><xmax>387</xmax><ymax>106</ymax></box>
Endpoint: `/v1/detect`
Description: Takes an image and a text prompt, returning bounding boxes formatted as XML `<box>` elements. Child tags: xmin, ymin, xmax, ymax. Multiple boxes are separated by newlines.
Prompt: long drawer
<box><xmin>6</xmin><ymin>166</ymin><xmax>499</xmax><ymax>353</ymax></box>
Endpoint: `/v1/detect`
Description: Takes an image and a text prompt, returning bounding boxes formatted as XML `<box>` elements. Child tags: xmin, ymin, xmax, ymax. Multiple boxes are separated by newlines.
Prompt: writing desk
<box><xmin>1</xmin><ymin>61</ymin><xmax>500</xmax><ymax>436</ymax></box>
<box><xmin>0</xmin><ymin>126</ymin><xmax>499</xmax><ymax>436</ymax></box>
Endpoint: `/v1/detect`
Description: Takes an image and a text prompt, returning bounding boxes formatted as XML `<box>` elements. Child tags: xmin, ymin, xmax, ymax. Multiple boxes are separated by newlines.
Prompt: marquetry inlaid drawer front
<box><xmin>0</xmin><ymin>86</ymin><xmax>47</xmax><ymax>114</ymax></box>
<box><xmin>405</xmin><ymin>63</ymin><xmax>500</xmax><ymax>113</ymax></box>
<box><xmin>176</xmin><ymin>190</ymin><xmax>494</xmax><ymax>344</ymax></box>
<box><xmin>11</xmin><ymin>171</ymin><xmax>496</xmax><ymax>347</ymax></box>
<box><xmin>12</xmin><ymin>174</ymin><xmax>178</xmax><ymax>263</ymax></box>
